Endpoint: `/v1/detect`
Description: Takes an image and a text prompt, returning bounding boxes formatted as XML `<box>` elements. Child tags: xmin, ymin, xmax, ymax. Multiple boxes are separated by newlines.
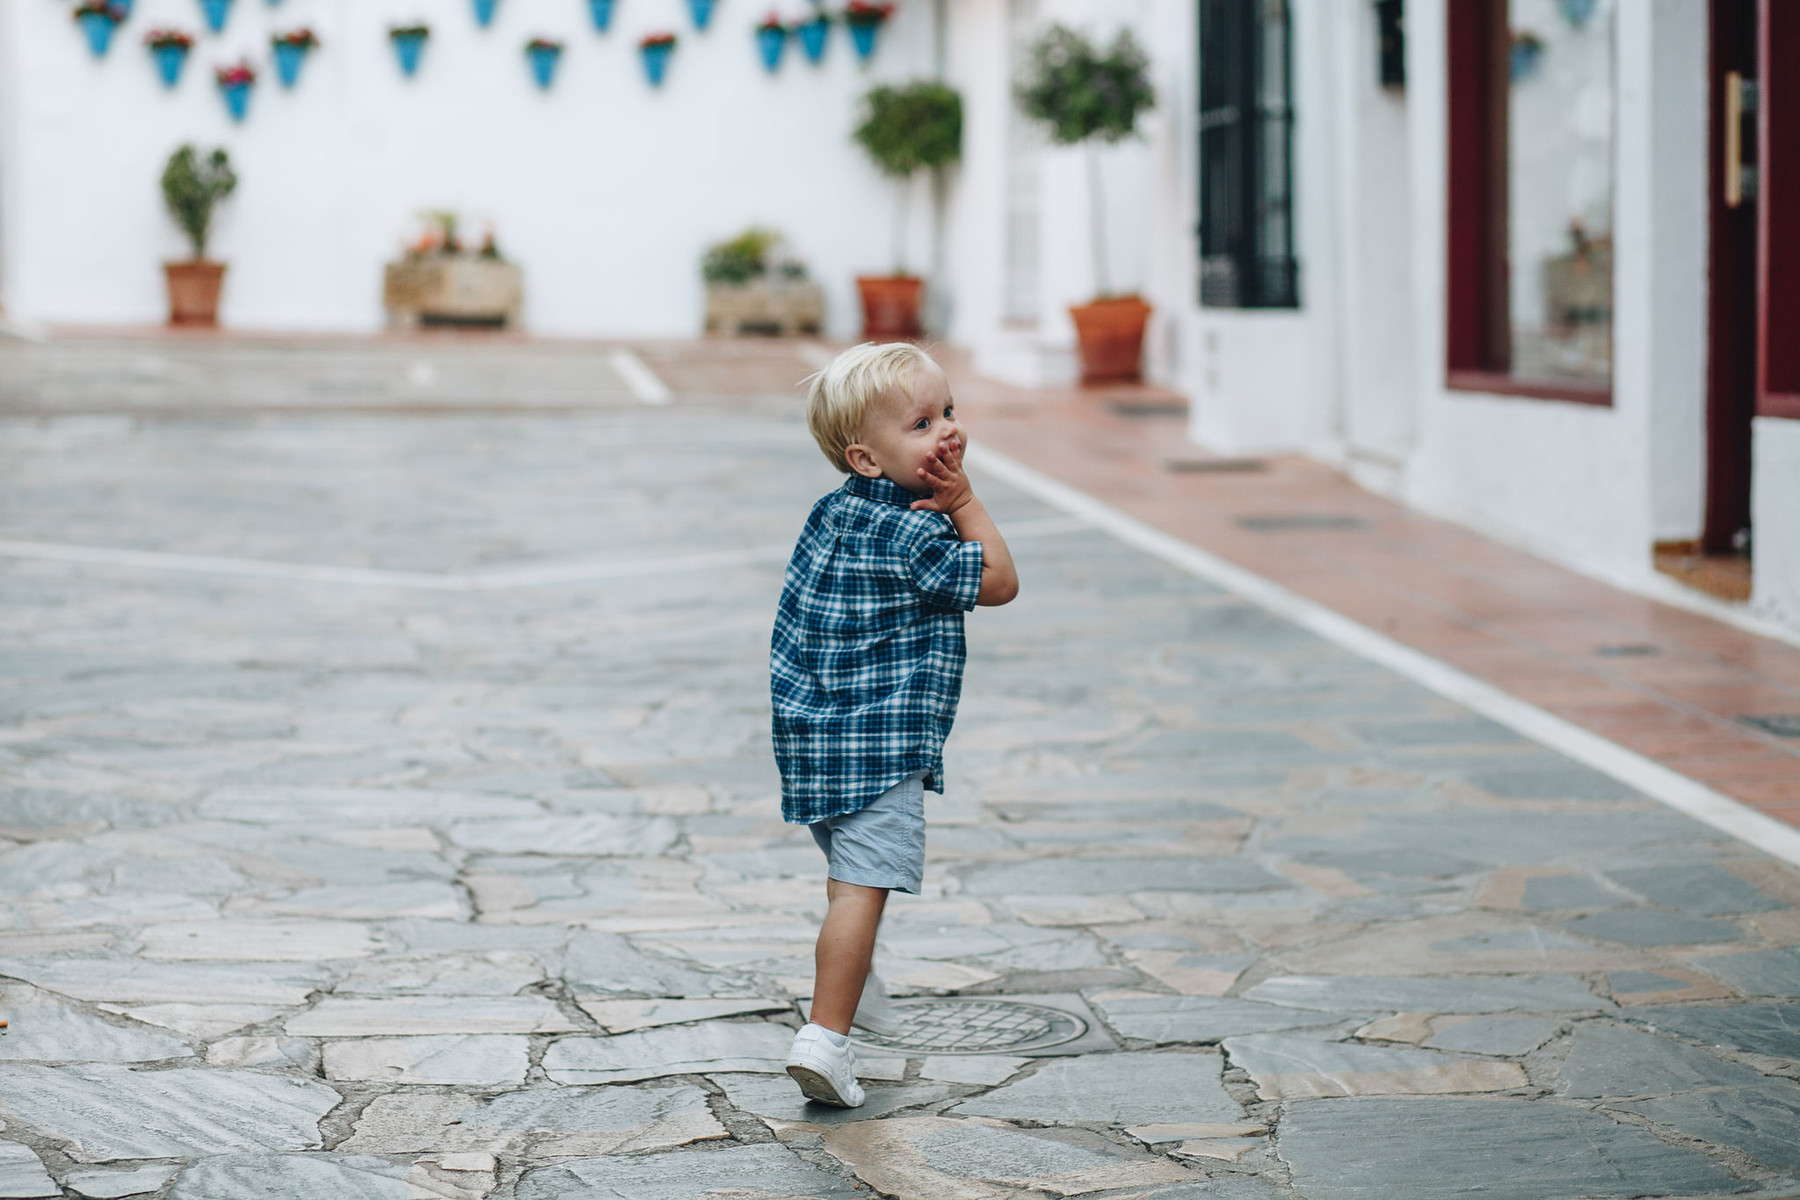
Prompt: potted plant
<box><xmin>702</xmin><ymin>228</ymin><xmax>825</xmax><ymax>335</ymax></box>
<box><xmin>271</xmin><ymin>29</ymin><xmax>318</xmax><ymax>88</ymax></box>
<box><xmin>146</xmin><ymin>29</ymin><xmax>195</xmax><ymax>87</ymax></box>
<box><xmin>383</xmin><ymin>212</ymin><xmax>524</xmax><ymax>328</ymax></box>
<box><xmin>588</xmin><ymin>0</ymin><xmax>615</xmax><ymax>31</ymax></box>
<box><xmin>794</xmin><ymin>9</ymin><xmax>830</xmax><ymax>62</ymax></box>
<box><xmin>389</xmin><ymin>23</ymin><xmax>430</xmax><ymax>76</ymax></box>
<box><xmin>639</xmin><ymin>31</ymin><xmax>677</xmax><ymax>85</ymax></box>
<box><xmin>842</xmin><ymin>1</ymin><xmax>892</xmax><ymax>61</ymax></box>
<box><xmin>525</xmin><ymin>38</ymin><xmax>563</xmax><ymax>88</ymax></box>
<box><xmin>474</xmin><ymin>0</ymin><xmax>500</xmax><ymax>27</ymax></box>
<box><xmin>215</xmin><ymin>60</ymin><xmax>256</xmax><ymax>121</ymax></box>
<box><xmin>199</xmin><ymin>0</ymin><xmax>232</xmax><ymax>34</ymax></box>
<box><xmin>160</xmin><ymin>145</ymin><xmax>237</xmax><ymax>327</ymax></box>
<box><xmin>755</xmin><ymin>12</ymin><xmax>788</xmax><ymax>72</ymax></box>
<box><xmin>1016</xmin><ymin>24</ymin><xmax>1156</xmax><ymax>383</ymax></box>
<box><xmin>688</xmin><ymin>0</ymin><xmax>717</xmax><ymax>31</ymax></box>
<box><xmin>851</xmin><ymin>80</ymin><xmax>961</xmax><ymax>339</ymax></box>
<box><xmin>73</xmin><ymin>2</ymin><xmax>124</xmax><ymax>58</ymax></box>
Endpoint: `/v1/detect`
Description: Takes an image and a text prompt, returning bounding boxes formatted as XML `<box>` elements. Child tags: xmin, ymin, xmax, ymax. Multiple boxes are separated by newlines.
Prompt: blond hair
<box><xmin>804</xmin><ymin>341</ymin><xmax>945</xmax><ymax>473</ymax></box>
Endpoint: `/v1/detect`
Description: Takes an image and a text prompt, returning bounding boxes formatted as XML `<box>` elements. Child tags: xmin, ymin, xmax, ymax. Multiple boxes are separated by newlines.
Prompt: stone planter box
<box><xmin>704</xmin><ymin>278</ymin><xmax>824</xmax><ymax>336</ymax></box>
<box><xmin>383</xmin><ymin>257</ymin><xmax>522</xmax><ymax>329</ymax></box>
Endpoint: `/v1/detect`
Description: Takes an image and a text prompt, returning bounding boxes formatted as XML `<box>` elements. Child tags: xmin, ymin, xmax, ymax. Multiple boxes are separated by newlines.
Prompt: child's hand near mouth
<box><xmin>909</xmin><ymin>435</ymin><xmax>971</xmax><ymax>514</ymax></box>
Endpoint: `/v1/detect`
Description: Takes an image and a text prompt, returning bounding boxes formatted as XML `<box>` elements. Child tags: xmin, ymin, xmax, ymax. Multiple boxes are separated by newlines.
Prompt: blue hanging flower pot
<box><xmin>525</xmin><ymin>41</ymin><xmax>562</xmax><ymax>88</ymax></box>
<box><xmin>271</xmin><ymin>37</ymin><xmax>314</xmax><ymax>88</ymax></box>
<box><xmin>588</xmin><ymin>0</ymin><xmax>614</xmax><ymax>31</ymax></box>
<box><xmin>687</xmin><ymin>0</ymin><xmax>715</xmax><ymax>31</ymax></box>
<box><xmin>1558</xmin><ymin>0</ymin><xmax>1599</xmax><ymax>29</ymax></box>
<box><xmin>76</xmin><ymin>10</ymin><xmax>120</xmax><ymax>57</ymax></box>
<box><xmin>149</xmin><ymin>40</ymin><xmax>191</xmax><ymax>87</ymax></box>
<box><xmin>639</xmin><ymin>36</ymin><xmax>675</xmax><ymax>85</ymax></box>
<box><xmin>391</xmin><ymin>29</ymin><xmax>429</xmax><ymax>76</ymax></box>
<box><xmin>796</xmin><ymin>15</ymin><xmax>828</xmax><ymax>62</ymax></box>
<box><xmin>473</xmin><ymin>0</ymin><xmax>499</xmax><ymax>28</ymax></box>
<box><xmin>755</xmin><ymin>24</ymin><xmax>786</xmax><ymax>72</ymax></box>
<box><xmin>847</xmin><ymin>20</ymin><xmax>879</xmax><ymax>61</ymax></box>
<box><xmin>1509</xmin><ymin>34</ymin><xmax>1544</xmax><ymax>82</ymax></box>
<box><xmin>199</xmin><ymin>0</ymin><xmax>231</xmax><ymax>33</ymax></box>
<box><xmin>216</xmin><ymin>66</ymin><xmax>255</xmax><ymax>121</ymax></box>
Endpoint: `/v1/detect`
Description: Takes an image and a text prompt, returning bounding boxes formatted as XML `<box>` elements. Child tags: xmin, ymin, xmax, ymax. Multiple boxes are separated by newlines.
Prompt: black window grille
<box><xmin>1198</xmin><ymin>0</ymin><xmax>1298</xmax><ymax>308</ymax></box>
<box><xmin>1375</xmin><ymin>0</ymin><xmax>1405</xmax><ymax>88</ymax></box>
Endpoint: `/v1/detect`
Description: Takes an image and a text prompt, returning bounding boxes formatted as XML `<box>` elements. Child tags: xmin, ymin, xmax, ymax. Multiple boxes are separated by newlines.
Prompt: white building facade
<box><xmin>945</xmin><ymin>0</ymin><xmax>1800</xmax><ymax>637</ymax></box>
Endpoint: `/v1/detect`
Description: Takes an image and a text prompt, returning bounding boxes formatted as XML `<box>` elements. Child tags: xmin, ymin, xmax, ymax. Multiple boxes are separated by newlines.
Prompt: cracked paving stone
<box><xmin>1554</xmin><ymin>1025</ymin><xmax>1768</xmax><ymax>1098</ymax></box>
<box><xmin>285</xmin><ymin>996</ymin><xmax>579</xmax><ymax>1036</ymax></box>
<box><xmin>321</xmin><ymin>1035</ymin><xmax>530</xmax><ymax>1085</ymax></box>
<box><xmin>1278</xmin><ymin>1097</ymin><xmax>1746</xmax><ymax>1199</ymax></box>
<box><xmin>1626</xmin><ymin>1003</ymin><xmax>1800</xmax><ymax>1061</ymax></box>
<box><xmin>194</xmin><ymin>786</ymin><xmax>542</xmax><ymax>826</ymax></box>
<box><xmin>63</xmin><ymin>1163</ymin><xmax>182</xmax><ymax>1198</ymax></box>
<box><xmin>712</xmin><ymin>1072</ymin><xmax>958</xmax><ymax>1126</ymax></box>
<box><xmin>1688</xmin><ymin>946</ymin><xmax>1800</xmax><ymax>997</ymax></box>
<box><xmin>1616</xmin><ymin>1081</ymin><xmax>1800</xmax><ymax>1175</ymax></box>
<box><xmin>340</xmin><ymin>1083</ymin><xmax>727</xmax><ymax>1156</ymax></box>
<box><xmin>514</xmin><ymin>1141</ymin><xmax>864</xmax><ymax>1200</ymax></box>
<box><xmin>445</xmin><ymin>815</ymin><xmax>680</xmax><ymax>857</ymax></box>
<box><xmin>1605</xmin><ymin>865</ymin><xmax>1783</xmax><ymax>916</ymax></box>
<box><xmin>0</xmin><ymin>985</ymin><xmax>193</xmax><ymax>1063</ymax></box>
<box><xmin>575</xmin><ymin>996</ymin><xmax>790</xmax><ymax>1032</ymax></box>
<box><xmin>1224</xmin><ymin>1033</ymin><xmax>1526</xmax><ymax>1100</ymax></box>
<box><xmin>1418</xmin><ymin>1016</ymin><xmax>1560</xmax><ymax>1056</ymax></box>
<box><xmin>1561</xmin><ymin>910</ymin><xmax>1744</xmax><ymax>948</ymax></box>
<box><xmin>0</xmin><ymin>1143</ymin><xmax>58</xmax><ymax>1199</ymax></box>
<box><xmin>1517</xmin><ymin>872</ymin><xmax>1625</xmax><ymax>912</ymax></box>
<box><xmin>956</xmin><ymin>858</ymin><xmax>1287</xmax><ymax>897</ymax></box>
<box><xmin>0</xmin><ymin>957</ymin><xmax>329</xmax><ymax>1007</ymax></box>
<box><xmin>334</xmin><ymin>952</ymin><xmax>545</xmax><ymax>997</ymax></box>
<box><xmin>1243</xmin><ymin>974</ymin><xmax>1606</xmax><ymax>1015</ymax></box>
<box><xmin>540</xmin><ymin>1020</ymin><xmax>796</xmax><ymax>1084</ymax></box>
<box><xmin>821</xmin><ymin>1115</ymin><xmax>1196</xmax><ymax>1200</ymax></box>
<box><xmin>560</xmin><ymin>931</ymin><xmax>744</xmax><ymax>997</ymax></box>
<box><xmin>951</xmin><ymin>1049</ymin><xmax>1242</xmax><ymax>1126</ymax></box>
<box><xmin>0</xmin><ymin>1064</ymin><xmax>339</xmax><ymax>1161</ymax></box>
<box><xmin>165</xmin><ymin>1153</ymin><xmax>493</xmax><ymax>1200</ymax></box>
<box><xmin>137</xmin><ymin>919</ymin><xmax>379</xmax><ymax>962</ymax></box>
<box><xmin>1089</xmin><ymin>992</ymin><xmax>1357</xmax><ymax>1043</ymax></box>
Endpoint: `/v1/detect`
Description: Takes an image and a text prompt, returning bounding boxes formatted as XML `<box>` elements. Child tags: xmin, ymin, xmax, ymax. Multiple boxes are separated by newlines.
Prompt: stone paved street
<box><xmin>3</xmin><ymin>336</ymin><xmax>1800</xmax><ymax>1200</ymax></box>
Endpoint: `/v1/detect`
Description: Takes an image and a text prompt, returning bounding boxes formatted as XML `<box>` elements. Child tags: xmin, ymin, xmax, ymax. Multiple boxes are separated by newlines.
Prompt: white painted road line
<box><xmin>608</xmin><ymin>349</ymin><xmax>672</xmax><ymax>406</ymax></box>
<box><xmin>967</xmin><ymin>444</ymin><xmax>1800</xmax><ymax>869</ymax></box>
<box><xmin>0</xmin><ymin>517</ymin><xmax>1088</xmax><ymax>594</ymax></box>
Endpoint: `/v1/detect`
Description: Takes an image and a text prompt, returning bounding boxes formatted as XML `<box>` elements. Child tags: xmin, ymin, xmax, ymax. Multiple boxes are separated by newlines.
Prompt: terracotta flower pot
<box><xmin>856</xmin><ymin>275</ymin><xmax>923</xmax><ymax>341</ymax></box>
<box><xmin>164</xmin><ymin>261</ymin><xmax>227</xmax><ymax>327</ymax></box>
<box><xmin>1069</xmin><ymin>295</ymin><xmax>1152</xmax><ymax>384</ymax></box>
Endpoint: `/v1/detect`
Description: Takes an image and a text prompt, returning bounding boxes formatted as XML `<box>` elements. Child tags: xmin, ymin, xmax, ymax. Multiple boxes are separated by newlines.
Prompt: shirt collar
<box><xmin>844</xmin><ymin>474</ymin><xmax>917</xmax><ymax>508</ymax></box>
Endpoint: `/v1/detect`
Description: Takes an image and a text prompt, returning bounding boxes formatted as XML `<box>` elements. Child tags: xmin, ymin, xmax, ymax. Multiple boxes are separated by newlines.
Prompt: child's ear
<box><xmin>843</xmin><ymin>444</ymin><xmax>884</xmax><ymax>479</ymax></box>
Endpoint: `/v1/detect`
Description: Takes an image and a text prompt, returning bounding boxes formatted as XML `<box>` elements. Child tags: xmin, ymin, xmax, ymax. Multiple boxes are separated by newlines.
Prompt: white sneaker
<box><xmin>852</xmin><ymin>971</ymin><xmax>903</xmax><ymax>1037</ymax></box>
<box><xmin>785</xmin><ymin>1023</ymin><xmax>865</xmax><ymax>1108</ymax></box>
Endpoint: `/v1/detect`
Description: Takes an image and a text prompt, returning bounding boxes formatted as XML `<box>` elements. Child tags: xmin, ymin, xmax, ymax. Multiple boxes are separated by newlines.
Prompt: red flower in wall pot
<box><xmin>639</xmin><ymin>31</ymin><xmax>677</xmax><ymax>86</ymax></box>
<box><xmin>214</xmin><ymin>60</ymin><xmax>257</xmax><ymax>122</ymax></box>
<box><xmin>842</xmin><ymin>1</ymin><xmax>892</xmax><ymax>60</ymax></box>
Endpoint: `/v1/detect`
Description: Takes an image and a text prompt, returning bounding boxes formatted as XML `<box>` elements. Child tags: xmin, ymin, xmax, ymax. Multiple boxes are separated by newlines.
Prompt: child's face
<box><xmin>845</xmin><ymin>370</ymin><xmax>963</xmax><ymax>495</ymax></box>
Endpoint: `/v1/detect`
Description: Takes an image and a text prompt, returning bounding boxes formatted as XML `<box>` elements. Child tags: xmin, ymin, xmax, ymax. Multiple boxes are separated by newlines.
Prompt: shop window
<box><xmin>1198</xmin><ymin>0</ymin><xmax>1298</xmax><ymax>309</ymax></box>
<box><xmin>1447</xmin><ymin>0</ymin><xmax>1615</xmax><ymax>404</ymax></box>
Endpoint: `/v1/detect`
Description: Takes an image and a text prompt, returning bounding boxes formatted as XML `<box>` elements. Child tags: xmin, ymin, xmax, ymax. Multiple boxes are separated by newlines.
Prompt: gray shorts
<box><xmin>809</xmin><ymin>771</ymin><xmax>927</xmax><ymax>895</ymax></box>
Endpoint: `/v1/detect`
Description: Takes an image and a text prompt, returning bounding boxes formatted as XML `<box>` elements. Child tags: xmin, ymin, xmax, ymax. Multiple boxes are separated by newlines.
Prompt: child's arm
<box><xmin>910</xmin><ymin>437</ymin><xmax>1020</xmax><ymax>607</ymax></box>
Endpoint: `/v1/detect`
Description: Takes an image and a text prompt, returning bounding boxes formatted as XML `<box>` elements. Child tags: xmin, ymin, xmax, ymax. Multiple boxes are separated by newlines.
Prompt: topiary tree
<box><xmin>852</xmin><ymin>81</ymin><xmax>962</xmax><ymax>276</ymax></box>
<box><xmin>1016</xmin><ymin>24</ymin><xmax>1154</xmax><ymax>297</ymax></box>
<box><xmin>160</xmin><ymin>144</ymin><xmax>237</xmax><ymax>261</ymax></box>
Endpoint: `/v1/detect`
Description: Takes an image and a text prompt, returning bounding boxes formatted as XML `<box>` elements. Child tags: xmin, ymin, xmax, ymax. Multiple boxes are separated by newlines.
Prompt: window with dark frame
<box><xmin>1198</xmin><ymin>0</ymin><xmax>1298</xmax><ymax>309</ymax></box>
<box><xmin>1446</xmin><ymin>0</ymin><xmax>1616</xmax><ymax>405</ymax></box>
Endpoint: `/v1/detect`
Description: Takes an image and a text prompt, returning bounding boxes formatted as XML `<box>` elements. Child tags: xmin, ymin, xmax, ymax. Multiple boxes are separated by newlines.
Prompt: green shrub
<box><xmin>852</xmin><ymin>81</ymin><xmax>962</xmax><ymax>178</ymax></box>
<box><xmin>702</xmin><ymin>228</ymin><xmax>781</xmax><ymax>285</ymax></box>
<box><xmin>1015</xmin><ymin>24</ymin><xmax>1154</xmax><ymax>147</ymax></box>
<box><xmin>160</xmin><ymin>145</ymin><xmax>237</xmax><ymax>261</ymax></box>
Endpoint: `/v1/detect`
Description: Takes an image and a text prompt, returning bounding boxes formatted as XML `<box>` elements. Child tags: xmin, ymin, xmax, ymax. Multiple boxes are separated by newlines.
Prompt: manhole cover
<box><xmin>854</xmin><ymin>998</ymin><xmax>1089</xmax><ymax>1055</ymax></box>
<box><xmin>1741</xmin><ymin>714</ymin><xmax>1800</xmax><ymax>739</ymax></box>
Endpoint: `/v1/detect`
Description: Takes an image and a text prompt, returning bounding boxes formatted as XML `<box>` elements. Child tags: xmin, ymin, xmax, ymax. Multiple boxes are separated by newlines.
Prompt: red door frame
<box><xmin>1759</xmin><ymin>0</ymin><xmax>1800</xmax><ymax>419</ymax></box>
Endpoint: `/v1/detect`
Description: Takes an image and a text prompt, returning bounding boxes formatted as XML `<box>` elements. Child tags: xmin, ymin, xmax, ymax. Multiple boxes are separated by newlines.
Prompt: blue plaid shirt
<box><xmin>771</xmin><ymin>474</ymin><xmax>986</xmax><ymax>824</ymax></box>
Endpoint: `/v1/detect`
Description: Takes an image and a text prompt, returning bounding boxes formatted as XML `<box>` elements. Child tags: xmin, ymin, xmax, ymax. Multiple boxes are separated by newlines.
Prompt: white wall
<box><xmin>0</xmin><ymin>0</ymin><xmax>935</xmax><ymax>336</ymax></box>
<box><xmin>1753</xmin><ymin>419</ymin><xmax>1800</xmax><ymax>632</ymax></box>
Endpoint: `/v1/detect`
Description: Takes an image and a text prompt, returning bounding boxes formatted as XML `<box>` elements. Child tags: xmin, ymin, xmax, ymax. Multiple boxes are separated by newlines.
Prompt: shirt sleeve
<box><xmin>905</xmin><ymin>523</ymin><xmax>986</xmax><ymax>611</ymax></box>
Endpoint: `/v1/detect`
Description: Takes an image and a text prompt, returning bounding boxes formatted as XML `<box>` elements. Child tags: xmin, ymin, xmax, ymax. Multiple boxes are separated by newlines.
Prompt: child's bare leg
<box><xmin>809</xmin><ymin>879</ymin><xmax>888</xmax><ymax>1034</ymax></box>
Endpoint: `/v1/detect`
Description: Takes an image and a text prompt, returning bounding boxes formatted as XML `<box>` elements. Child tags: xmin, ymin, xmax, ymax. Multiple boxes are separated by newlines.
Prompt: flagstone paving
<box><xmin>2</xmin><ymin>336</ymin><xmax>1800</xmax><ymax>1198</ymax></box>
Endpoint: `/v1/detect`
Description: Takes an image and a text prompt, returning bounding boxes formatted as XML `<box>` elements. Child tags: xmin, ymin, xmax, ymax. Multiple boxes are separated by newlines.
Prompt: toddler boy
<box><xmin>773</xmin><ymin>342</ymin><xmax>1018</xmax><ymax>1107</ymax></box>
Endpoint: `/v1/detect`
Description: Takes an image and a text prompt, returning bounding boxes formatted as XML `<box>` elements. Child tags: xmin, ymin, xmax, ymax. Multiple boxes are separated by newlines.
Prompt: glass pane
<box><xmin>1506</xmin><ymin>0</ymin><xmax>1614</xmax><ymax>386</ymax></box>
